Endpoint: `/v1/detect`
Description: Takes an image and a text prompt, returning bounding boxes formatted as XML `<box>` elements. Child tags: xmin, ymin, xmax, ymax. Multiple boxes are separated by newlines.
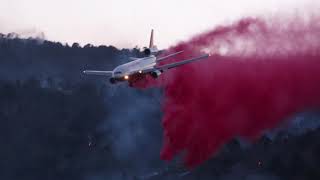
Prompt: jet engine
<box><xmin>150</xmin><ymin>70</ymin><xmax>162</xmax><ymax>78</ymax></box>
<box><xmin>144</xmin><ymin>48</ymin><xmax>151</xmax><ymax>56</ymax></box>
<box><xmin>109</xmin><ymin>78</ymin><xmax>116</xmax><ymax>84</ymax></box>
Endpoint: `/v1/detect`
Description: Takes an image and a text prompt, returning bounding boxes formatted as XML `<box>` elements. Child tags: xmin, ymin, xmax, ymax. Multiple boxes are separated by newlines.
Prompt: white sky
<box><xmin>0</xmin><ymin>0</ymin><xmax>318</xmax><ymax>49</ymax></box>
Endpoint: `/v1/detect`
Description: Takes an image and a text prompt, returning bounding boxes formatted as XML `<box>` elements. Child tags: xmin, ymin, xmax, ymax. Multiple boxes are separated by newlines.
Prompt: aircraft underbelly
<box><xmin>129</xmin><ymin>62</ymin><xmax>155</xmax><ymax>74</ymax></box>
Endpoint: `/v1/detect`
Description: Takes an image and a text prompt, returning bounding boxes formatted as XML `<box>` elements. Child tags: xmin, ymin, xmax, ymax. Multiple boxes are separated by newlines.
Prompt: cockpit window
<box><xmin>114</xmin><ymin>71</ymin><xmax>122</xmax><ymax>74</ymax></box>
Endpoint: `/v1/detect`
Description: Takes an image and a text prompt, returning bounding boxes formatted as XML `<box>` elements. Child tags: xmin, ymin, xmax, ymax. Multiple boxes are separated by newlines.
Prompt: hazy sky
<box><xmin>0</xmin><ymin>0</ymin><xmax>318</xmax><ymax>48</ymax></box>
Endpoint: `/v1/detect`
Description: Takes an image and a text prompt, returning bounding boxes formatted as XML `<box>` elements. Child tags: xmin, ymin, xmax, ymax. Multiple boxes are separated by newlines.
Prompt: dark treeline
<box><xmin>0</xmin><ymin>33</ymin><xmax>143</xmax><ymax>82</ymax></box>
<box><xmin>0</xmin><ymin>80</ymin><xmax>114</xmax><ymax>180</ymax></box>
<box><xmin>0</xmin><ymin>34</ymin><xmax>320</xmax><ymax>180</ymax></box>
<box><xmin>0</xmin><ymin>35</ymin><xmax>165</xmax><ymax>180</ymax></box>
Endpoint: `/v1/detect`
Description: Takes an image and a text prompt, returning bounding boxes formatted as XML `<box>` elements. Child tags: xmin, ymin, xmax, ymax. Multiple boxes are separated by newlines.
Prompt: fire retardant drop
<box><xmin>133</xmin><ymin>16</ymin><xmax>320</xmax><ymax>168</ymax></box>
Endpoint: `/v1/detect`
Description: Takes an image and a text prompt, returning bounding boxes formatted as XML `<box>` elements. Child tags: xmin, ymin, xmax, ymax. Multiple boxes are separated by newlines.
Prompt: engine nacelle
<box><xmin>144</xmin><ymin>48</ymin><xmax>151</xmax><ymax>56</ymax></box>
<box><xmin>150</xmin><ymin>70</ymin><xmax>162</xmax><ymax>79</ymax></box>
<box><xmin>109</xmin><ymin>78</ymin><xmax>116</xmax><ymax>84</ymax></box>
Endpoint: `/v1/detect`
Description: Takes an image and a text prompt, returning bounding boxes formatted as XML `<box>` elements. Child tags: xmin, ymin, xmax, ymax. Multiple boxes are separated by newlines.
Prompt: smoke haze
<box><xmin>2</xmin><ymin>12</ymin><xmax>320</xmax><ymax>179</ymax></box>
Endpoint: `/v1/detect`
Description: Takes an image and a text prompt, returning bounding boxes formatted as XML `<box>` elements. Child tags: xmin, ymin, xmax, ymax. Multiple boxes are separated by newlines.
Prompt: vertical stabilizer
<box><xmin>149</xmin><ymin>29</ymin><xmax>154</xmax><ymax>48</ymax></box>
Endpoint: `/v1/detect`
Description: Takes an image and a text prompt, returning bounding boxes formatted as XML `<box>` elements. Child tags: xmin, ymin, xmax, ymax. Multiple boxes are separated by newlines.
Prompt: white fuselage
<box><xmin>83</xmin><ymin>29</ymin><xmax>209</xmax><ymax>85</ymax></box>
<box><xmin>112</xmin><ymin>55</ymin><xmax>157</xmax><ymax>78</ymax></box>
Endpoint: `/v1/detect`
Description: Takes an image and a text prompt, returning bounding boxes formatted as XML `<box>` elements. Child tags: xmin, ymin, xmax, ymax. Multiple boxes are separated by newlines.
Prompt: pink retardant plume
<box><xmin>133</xmin><ymin>16</ymin><xmax>320</xmax><ymax>168</ymax></box>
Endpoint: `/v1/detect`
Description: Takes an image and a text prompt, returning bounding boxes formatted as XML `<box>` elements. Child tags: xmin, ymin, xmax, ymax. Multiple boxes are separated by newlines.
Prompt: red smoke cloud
<box><xmin>136</xmin><ymin>16</ymin><xmax>320</xmax><ymax>168</ymax></box>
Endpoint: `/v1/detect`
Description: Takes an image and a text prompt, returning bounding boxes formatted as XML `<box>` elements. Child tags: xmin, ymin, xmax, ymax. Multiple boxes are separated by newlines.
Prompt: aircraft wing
<box><xmin>129</xmin><ymin>57</ymin><xmax>139</xmax><ymax>61</ymax></box>
<box><xmin>156</xmin><ymin>51</ymin><xmax>184</xmax><ymax>62</ymax></box>
<box><xmin>141</xmin><ymin>54</ymin><xmax>209</xmax><ymax>74</ymax></box>
<box><xmin>156</xmin><ymin>54</ymin><xmax>209</xmax><ymax>70</ymax></box>
<box><xmin>83</xmin><ymin>70</ymin><xmax>113</xmax><ymax>76</ymax></box>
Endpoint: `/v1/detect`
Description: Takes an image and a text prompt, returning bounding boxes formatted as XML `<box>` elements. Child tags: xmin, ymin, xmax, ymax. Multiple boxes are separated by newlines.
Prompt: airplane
<box><xmin>83</xmin><ymin>29</ymin><xmax>209</xmax><ymax>85</ymax></box>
